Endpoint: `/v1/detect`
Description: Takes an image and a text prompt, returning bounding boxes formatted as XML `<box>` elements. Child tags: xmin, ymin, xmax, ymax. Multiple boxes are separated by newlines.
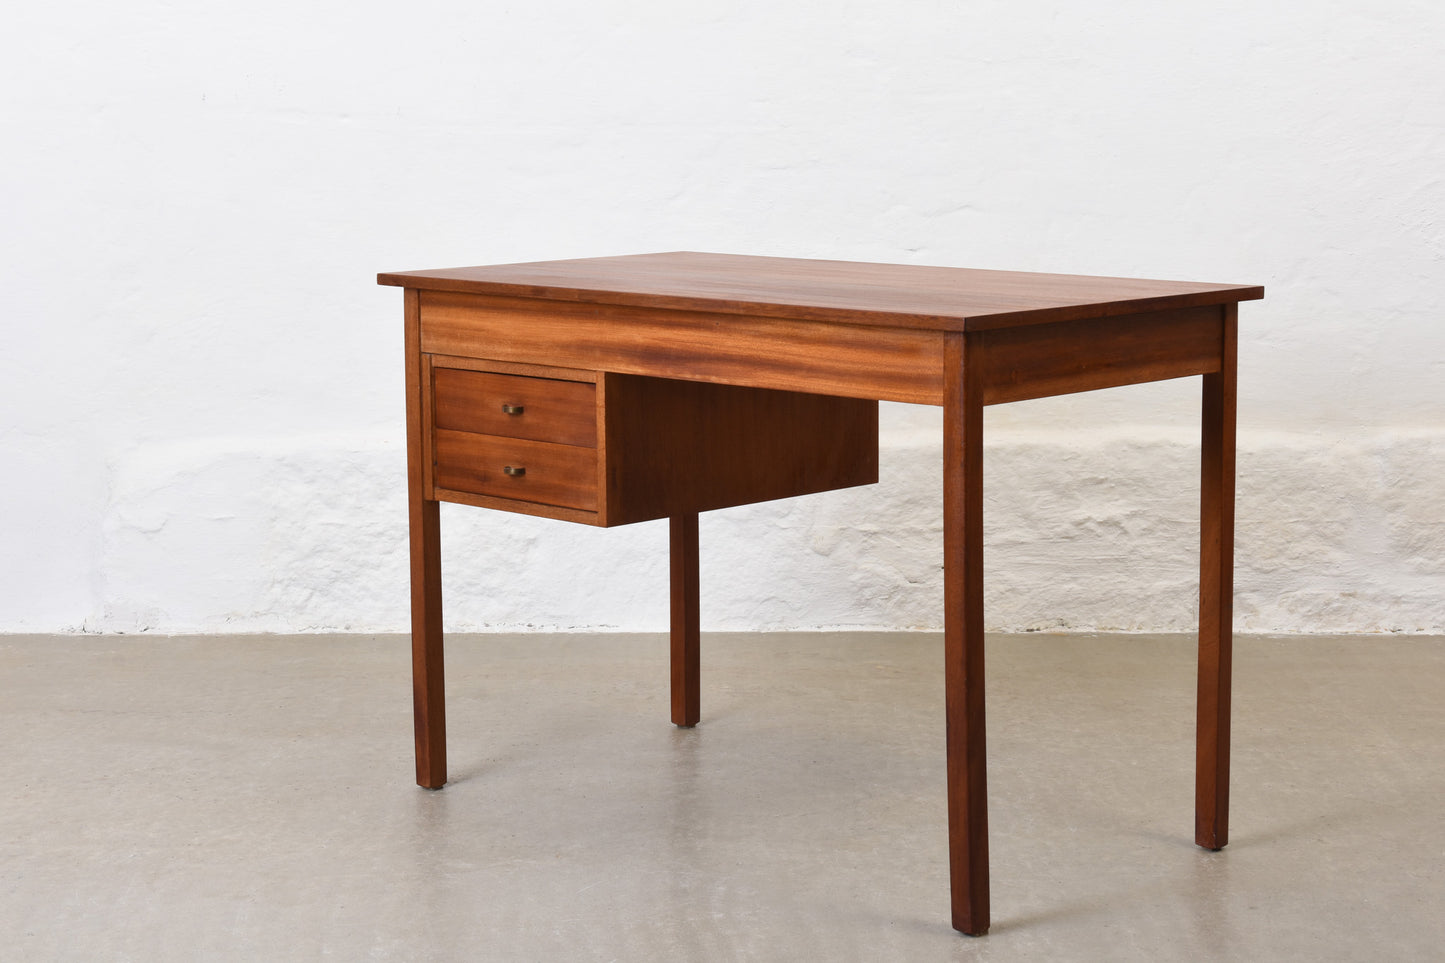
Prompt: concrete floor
<box><xmin>2</xmin><ymin>632</ymin><xmax>1442</xmax><ymax>961</ymax></box>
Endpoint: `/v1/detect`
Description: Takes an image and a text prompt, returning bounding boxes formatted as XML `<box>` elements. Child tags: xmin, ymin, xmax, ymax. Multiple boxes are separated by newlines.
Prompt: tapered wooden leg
<box><xmin>670</xmin><ymin>513</ymin><xmax>701</xmax><ymax>728</ymax></box>
<box><xmin>405</xmin><ymin>288</ymin><xmax>446</xmax><ymax>789</ymax></box>
<box><xmin>1196</xmin><ymin>305</ymin><xmax>1237</xmax><ymax>849</ymax></box>
<box><xmin>944</xmin><ymin>333</ymin><xmax>989</xmax><ymax>935</ymax></box>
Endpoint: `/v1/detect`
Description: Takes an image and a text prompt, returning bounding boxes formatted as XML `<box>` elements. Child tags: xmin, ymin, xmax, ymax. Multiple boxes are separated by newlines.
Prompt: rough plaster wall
<box><xmin>82</xmin><ymin>403</ymin><xmax>1445</xmax><ymax>635</ymax></box>
<box><xmin>2</xmin><ymin>1</ymin><xmax>1443</xmax><ymax>634</ymax></box>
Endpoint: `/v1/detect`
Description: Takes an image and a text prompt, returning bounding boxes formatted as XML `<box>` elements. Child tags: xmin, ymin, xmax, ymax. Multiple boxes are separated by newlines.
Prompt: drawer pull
<box><xmin>502</xmin><ymin>465</ymin><xmax>526</xmax><ymax>477</ymax></box>
<box><xmin>501</xmin><ymin>403</ymin><xmax>525</xmax><ymax>415</ymax></box>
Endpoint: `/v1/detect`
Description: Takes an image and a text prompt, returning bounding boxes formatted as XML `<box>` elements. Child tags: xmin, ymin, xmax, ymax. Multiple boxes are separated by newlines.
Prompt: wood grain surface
<box><xmin>382</xmin><ymin>251</ymin><xmax>1262</xmax><ymax>332</ymax></box>
<box><xmin>433</xmin><ymin>367</ymin><xmax>598</xmax><ymax>447</ymax></box>
<box><xmin>434</xmin><ymin>429</ymin><xmax>599</xmax><ymax>512</ymax></box>
<box><xmin>600</xmin><ymin>374</ymin><xmax>877</xmax><ymax>525</ymax></box>
<box><xmin>419</xmin><ymin>290</ymin><xmax>945</xmax><ymax>405</ymax></box>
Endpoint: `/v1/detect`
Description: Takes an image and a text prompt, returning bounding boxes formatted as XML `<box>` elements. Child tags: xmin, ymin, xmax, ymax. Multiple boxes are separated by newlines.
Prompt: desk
<box><xmin>378</xmin><ymin>252</ymin><xmax>1263</xmax><ymax>935</ymax></box>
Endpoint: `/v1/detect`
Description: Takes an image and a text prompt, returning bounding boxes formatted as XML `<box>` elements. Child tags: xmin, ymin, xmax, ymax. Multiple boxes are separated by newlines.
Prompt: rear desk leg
<box><xmin>671</xmin><ymin>512</ymin><xmax>701</xmax><ymax>727</ymax></box>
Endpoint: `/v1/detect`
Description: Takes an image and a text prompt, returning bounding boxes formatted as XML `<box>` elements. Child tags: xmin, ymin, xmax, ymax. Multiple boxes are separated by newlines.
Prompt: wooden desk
<box><xmin>378</xmin><ymin>252</ymin><xmax>1263</xmax><ymax>935</ymax></box>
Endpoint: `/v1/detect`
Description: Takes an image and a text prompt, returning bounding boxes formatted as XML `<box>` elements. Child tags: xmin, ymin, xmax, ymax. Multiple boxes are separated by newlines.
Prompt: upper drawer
<box><xmin>433</xmin><ymin>367</ymin><xmax>597</xmax><ymax>447</ymax></box>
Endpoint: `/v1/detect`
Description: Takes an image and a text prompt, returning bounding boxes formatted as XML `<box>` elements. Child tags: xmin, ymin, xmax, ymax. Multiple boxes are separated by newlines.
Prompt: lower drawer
<box><xmin>434</xmin><ymin>429</ymin><xmax>598</xmax><ymax>511</ymax></box>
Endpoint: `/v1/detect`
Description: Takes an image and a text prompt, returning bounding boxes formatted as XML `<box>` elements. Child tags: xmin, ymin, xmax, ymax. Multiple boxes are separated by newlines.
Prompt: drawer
<box><xmin>434</xmin><ymin>429</ymin><xmax>598</xmax><ymax>511</ymax></box>
<box><xmin>434</xmin><ymin>367</ymin><xmax>597</xmax><ymax>447</ymax></box>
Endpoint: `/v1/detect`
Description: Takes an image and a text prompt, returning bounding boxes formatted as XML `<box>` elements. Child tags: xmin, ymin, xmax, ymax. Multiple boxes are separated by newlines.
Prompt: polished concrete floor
<box><xmin>2</xmin><ymin>632</ymin><xmax>1442</xmax><ymax>961</ymax></box>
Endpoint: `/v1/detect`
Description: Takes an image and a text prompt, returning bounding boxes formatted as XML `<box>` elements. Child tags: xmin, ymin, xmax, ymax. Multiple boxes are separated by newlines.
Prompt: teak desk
<box><xmin>378</xmin><ymin>252</ymin><xmax>1264</xmax><ymax>935</ymax></box>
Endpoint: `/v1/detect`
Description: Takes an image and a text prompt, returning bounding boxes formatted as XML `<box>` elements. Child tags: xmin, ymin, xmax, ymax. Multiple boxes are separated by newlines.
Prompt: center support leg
<box><xmin>943</xmin><ymin>333</ymin><xmax>989</xmax><ymax>935</ymax></box>
<box><xmin>670</xmin><ymin>512</ymin><xmax>701</xmax><ymax>727</ymax></box>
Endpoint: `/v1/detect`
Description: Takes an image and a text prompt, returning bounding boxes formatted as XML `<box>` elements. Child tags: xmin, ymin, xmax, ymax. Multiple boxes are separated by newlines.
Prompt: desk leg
<box><xmin>1196</xmin><ymin>305</ymin><xmax>1237</xmax><ymax>849</ymax></box>
<box><xmin>405</xmin><ymin>288</ymin><xmax>446</xmax><ymax>789</ymax></box>
<box><xmin>409</xmin><ymin>497</ymin><xmax>446</xmax><ymax>788</ymax></box>
<box><xmin>944</xmin><ymin>334</ymin><xmax>989</xmax><ymax>935</ymax></box>
<box><xmin>670</xmin><ymin>512</ymin><xmax>701</xmax><ymax>727</ymax></box>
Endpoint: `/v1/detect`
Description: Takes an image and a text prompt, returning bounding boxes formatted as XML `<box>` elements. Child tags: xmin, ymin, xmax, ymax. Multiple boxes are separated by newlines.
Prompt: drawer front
<box><xmin>434</xmin><ymin>429</ymin><xmax>598</xmax><ymax>511</ymax></box>
<box><xmin>433</xmin><ymin>367</ymin><xmax>596</xmax><ymax>447</ymax></box>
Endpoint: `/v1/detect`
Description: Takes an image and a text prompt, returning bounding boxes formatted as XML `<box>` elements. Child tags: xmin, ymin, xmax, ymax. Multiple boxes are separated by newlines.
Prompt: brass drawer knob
<box><xmin>501</xmin><ymin>404</ymin><xmax>525</xmax><ymax>415</ymax></box>
<box><xmin>502</xmin><ymin>465</ymin><xmax>526</xmax><ymax>477</ymax></box>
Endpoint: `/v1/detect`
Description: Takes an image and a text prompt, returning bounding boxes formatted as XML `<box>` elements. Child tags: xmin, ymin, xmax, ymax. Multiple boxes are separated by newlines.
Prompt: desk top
<box><xmin>379</xmin><ymin>252</ymin><xmax>1262</xmax><ymax>332</ymax></box>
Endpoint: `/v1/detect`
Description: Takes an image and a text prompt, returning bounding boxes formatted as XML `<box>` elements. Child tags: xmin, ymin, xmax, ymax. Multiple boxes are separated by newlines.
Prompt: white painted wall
<box><xmin>3</xmin><ymin>1</ymin><xmax>1441</xmax><ymax>634</ymax></box>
